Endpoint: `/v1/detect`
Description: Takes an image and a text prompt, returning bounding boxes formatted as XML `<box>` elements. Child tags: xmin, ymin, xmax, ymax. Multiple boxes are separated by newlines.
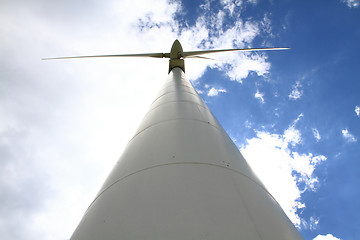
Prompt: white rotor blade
<box><xmin>186</xmin><ymin>55</ymin><xmax>218</xmax><ymax>61</ymax></box>
<box><xmin>42</xmin><ymin>52</ymin><xmax>169</xmax><ymax>60</ymax></box>
<box><xmin>182</xmin><ymin>47</ymin><xmax>290</xmax><ymax>58</ymax></box>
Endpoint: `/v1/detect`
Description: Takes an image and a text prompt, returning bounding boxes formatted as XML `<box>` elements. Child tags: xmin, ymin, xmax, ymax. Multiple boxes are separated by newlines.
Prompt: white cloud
<box><xmin>341</xmin><ymin>0</ymin><xmax>360</xmax><ymax>8</ymax></box>
<box><xmin>309</xmin><ymin>216</ymin><xmax>320</xmax><ymax>230</ymax></box>
<box><xmin>289</xmin><ymin>81</ymin><xmax>303</xmax><ymax>100</ymax></box>
<box><xmin>261</xmin><ymin>13</ymin><xmax>273</xmax><ymax>37</ymax></box>
<box><xmin>274</xmin><ymin>107</ymin><xmax>280</xmax><ymax>117</ymax></box>
<box><xmin>355</xmin><ymin>105</ymin><xmax>360</xmax><ymax>117</ymax></box>
<box><xmin>208</xmin><ymin>87</ymin><xmax>227</xmax><ymax>96</ymax></box>
<box><xmin>241</xmin><ymin>117</ymin><xmax>326</xmax><ymax>228</ymax></box>
<box><xmin>312</xmin><ymin>128</ymin><xmax>321</xmax><ymax>141</ymax></box>
<box><xmin>219</xmin><ymin>51</ymin><xmax>271</xmax><ymax>83</ymax></box>
<box><xmin>342</xmin><ymin>129</ymin><xmax>357</xmax><ymax>142</ymax></box>
<box><xmin>284</xmin><ymin>114</ymin><xmax>303</xmax><ymax>146</ymax></box>
<box><xmin>221</xmin><ymin>0</ymin><xmax>241</xmax><ymax>15</ymax></box>
<box><xmin>313</xmin><ymin>233</ymin><xmax>341</xmax><ymax>240</ymax></box>
<box><xmin>208</xmin><ymin>88</ymin><xmax>219</xmax><ymax>96</ymax></box>
<box><xmin>254</xmin><ymin>90</ymin><xmax>265</xmax><ymax>103</ymax></box>
<box><xmin>284</xmin><ymin>125</ymin><xmax>302</xmax><ymax>146</ymax></box>
<box><xmin>179</xmin><ymin>1</ymin><xmax>272</xmax><ymax>83</ymax></box>
<box><xmin>0</xmin><ymin>0</ymin><xmax>181</xmax><ymax>239</ymax></box>
<box><xmin>0</xmin><ymin>1</ymin><xmax>280</xmax><ymax>240</ymax></box>
<box><xmin>247</xmin><ymin>0</ymin><xmax>258</xmax><ymax>4</ymax></box>
<box><xmin>302</xmin><ymin>215</ymin><xmax>320</xmax><ymax>230</ymax></box>
<box><xmin>294</xmin><ymin>113</ymin><xmax>304</xmax><ymax>123</ymax></box>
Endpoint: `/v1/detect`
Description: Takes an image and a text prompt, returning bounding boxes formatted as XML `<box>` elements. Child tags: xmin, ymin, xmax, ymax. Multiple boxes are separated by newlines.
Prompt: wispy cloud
<box><xmin>312</xmin><ymin>128</ymin><xmax>321</xmax><ymax>141</ymax></box>
<box><xmin>341</xmin><ymin>0</ymin><xmax>360</xmax><ymax>8</ymax></box>
<box><xmin>309</xmin><ymin>216</ymin><xmax>320</xmax><ymax>230</ymax></box>
<box><xmin>208</xmin><ymin>87</ymin><xmax>227</xmax><ymax>96</ymax></box>
<box><xmin>289</xmin><ymin>81</ymin><xmax>303</xmax><ymax>100</ymax></box>
<box><xmin>241</xmin><ymin>116</ymin><xmax>326</xmax><ymax>228</ymax></box>
<box><xmin>244</xmin><ymin>120</ymin><xmax>253</xmax><ymax>129</ymax></box>
<box><xmin>220</xmin><ymin>0</ymin><xmax>242</xmax><ymax>15</ymax></box>
<box><xmin>284</xmin><ymin>113</ymin><xmax>303</xmax><ymax>146</ymax></box>
<box><xmin>342</xmin><ymin>129</ymin><xmax>357</xmax><ymax>142</ymax></box>
<box><xmin>254</xmin><ymin>90</ymin><xmax>265</xmax><ymax>103</ymax></box>
<box><xmin>260</xmin><ymin>13</ymin><xmax>273</xmax><ymax>37</ymax></box>
<box><xmin>313</xmin><ymin>233</ymin><xmax>341</xmax><ymax>240</ymax></box>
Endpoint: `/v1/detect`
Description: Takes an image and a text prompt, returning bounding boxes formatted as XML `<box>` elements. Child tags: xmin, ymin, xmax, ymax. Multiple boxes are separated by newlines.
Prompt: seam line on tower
<box><xmin>87</xmin><ymin>162</ymin><xmax>279</xmax><ymax>212</ymax></box>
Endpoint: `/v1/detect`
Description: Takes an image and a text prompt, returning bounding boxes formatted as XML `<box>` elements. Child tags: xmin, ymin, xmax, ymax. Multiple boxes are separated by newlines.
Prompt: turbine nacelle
<box><xmin>170</xmin><ymin>39</ymin><xmax>184</xmax><ymax>59</ymax></box>
<box><xmin>169</xmin><ymin>40</ymin><xmax>185</xmax><ymax>73</ymax></box>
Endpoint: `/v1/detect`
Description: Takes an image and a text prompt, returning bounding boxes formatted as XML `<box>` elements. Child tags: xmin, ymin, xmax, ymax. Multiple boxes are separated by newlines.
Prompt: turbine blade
<box><xmin>42</xmin><ymin>52</ymin><xmax>169</xmax><ymax>60</ymax></box>
<box><xmin>182</xmin><ymin>47</ymin><xmax>290</xmax><ymax>57</ymax></box>
<box><xmin>186</xmin><ymin>55</ymin><xmax>218</xmax><ymax>61</ymax></box>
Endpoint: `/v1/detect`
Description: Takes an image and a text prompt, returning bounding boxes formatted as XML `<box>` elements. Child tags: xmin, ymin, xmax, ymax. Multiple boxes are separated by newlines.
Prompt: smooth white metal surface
<box><xmin>70</xmin><ymin>68</ymin><xmax>304</xmax><ymax>240</ymax></box>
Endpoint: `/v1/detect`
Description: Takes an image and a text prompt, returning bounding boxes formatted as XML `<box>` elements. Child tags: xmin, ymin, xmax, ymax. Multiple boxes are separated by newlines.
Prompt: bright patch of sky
<box><xmin>1</xmin><ymin>0</ymin><xmax>359</xmax><ymax>240</ymax></box>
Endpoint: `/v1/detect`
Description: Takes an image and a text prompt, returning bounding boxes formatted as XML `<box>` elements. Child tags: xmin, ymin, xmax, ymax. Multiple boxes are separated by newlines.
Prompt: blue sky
<box><xmin>0</xmin><ymin>0</ymin><xmax>359</xmax><ymax>240</ymax></box>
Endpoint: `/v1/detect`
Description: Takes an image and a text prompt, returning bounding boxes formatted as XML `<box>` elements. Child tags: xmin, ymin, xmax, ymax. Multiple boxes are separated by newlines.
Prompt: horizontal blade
<box><xmin>182</xmin><ymin>47</ymin><xmax>290</xmax><ymax>58</ymax></box>
<box><xmin>186</xmin><ymin>55</ymin><xmax>218</xmax><ymax>61</ymax></box>
<box><xmin>42</xmin><ymin>52</ymin><xmax>169</xmax><ymax>60</ymax></box>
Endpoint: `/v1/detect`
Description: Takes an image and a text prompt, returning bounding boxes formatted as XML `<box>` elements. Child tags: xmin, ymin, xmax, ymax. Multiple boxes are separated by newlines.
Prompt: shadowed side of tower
<box><xmin>70</xmin><ymin>67</ymin><xmax>304</xmax><ymax>240</ymax></box>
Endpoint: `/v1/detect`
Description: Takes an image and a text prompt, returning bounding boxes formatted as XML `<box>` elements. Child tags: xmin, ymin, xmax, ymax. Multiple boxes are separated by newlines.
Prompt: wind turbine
<box><xmin>44</xmin><ymin>40</ymin><xmax>302</xmax><ymax>240</ymax></box>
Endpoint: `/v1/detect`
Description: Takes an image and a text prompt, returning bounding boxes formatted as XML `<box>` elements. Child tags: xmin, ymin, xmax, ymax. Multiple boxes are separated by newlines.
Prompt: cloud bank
<box><xmin>241</xmin><ymin>116</ymin><xmax>326</xmax><ymax>227</ymax></box>
<box><xmin>0</xmin><ymin>0</ymin><xmax>325</xmax><ymax>239</ymax></box>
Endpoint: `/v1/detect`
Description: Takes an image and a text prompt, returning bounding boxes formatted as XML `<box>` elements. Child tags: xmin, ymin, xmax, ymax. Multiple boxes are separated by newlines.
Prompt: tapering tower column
<box><xmin>70</xmin><ymin>67</ymin><xmax>303</xmax><ymax>240</ymax></box>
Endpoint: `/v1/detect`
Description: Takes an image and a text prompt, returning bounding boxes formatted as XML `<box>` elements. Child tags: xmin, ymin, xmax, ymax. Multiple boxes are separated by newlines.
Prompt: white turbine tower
<box><xmin>45</xmin><ymin>40</ymin><xmax>302</xmax><ymax>240</ymax></box>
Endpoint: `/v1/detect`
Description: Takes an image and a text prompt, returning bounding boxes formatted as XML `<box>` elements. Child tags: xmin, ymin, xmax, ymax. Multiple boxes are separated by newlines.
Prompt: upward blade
<box><xmin>182</xmin><ymin>47</ymin><xmax>290</xmax><ymax>58</ymax></box>
<box><xmin>42</xmin><ymin>52</ymin><xmax>168</xmax><ymax>60</ymax></box>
